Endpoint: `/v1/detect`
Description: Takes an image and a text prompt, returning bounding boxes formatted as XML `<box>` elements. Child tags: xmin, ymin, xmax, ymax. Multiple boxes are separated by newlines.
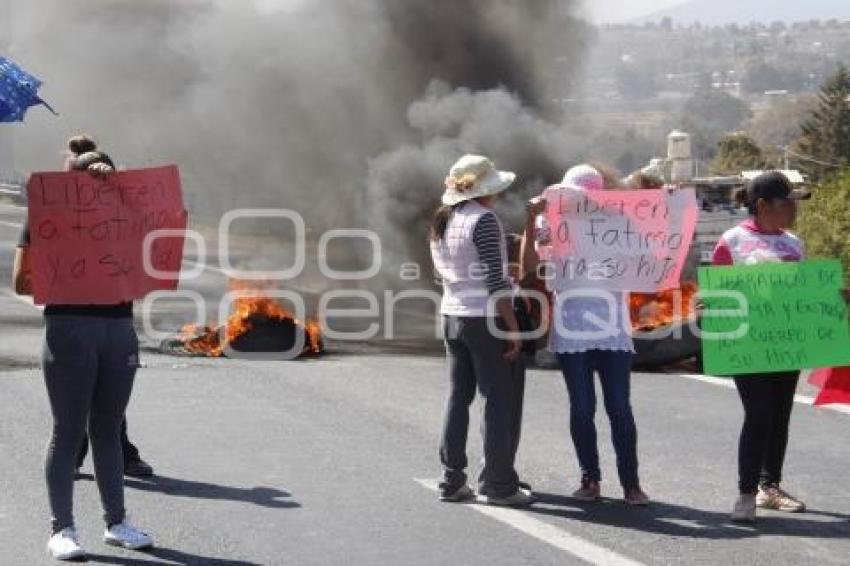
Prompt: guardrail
<box><xmin>0</xmin><ymin>184</ymin><xmax>25</xmax><ymax>205</ymax></box>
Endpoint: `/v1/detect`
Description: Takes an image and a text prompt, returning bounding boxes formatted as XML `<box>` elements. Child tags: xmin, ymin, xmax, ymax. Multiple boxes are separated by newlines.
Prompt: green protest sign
<box><xmin>698</xmin><ymin>260</ymin><xmax>850</xmax><ymax>376</ymax></box>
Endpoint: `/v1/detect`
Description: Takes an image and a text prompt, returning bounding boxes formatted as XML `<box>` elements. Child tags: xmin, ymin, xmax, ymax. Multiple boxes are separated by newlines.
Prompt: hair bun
<box><xmin>68</xmin><ymin>135</ymin><xmax>97</xmax><ymax>156</ymax></box>
<box><xmin>72</xmin><ymin>151</ymin><xmax>115</xmax><ymax>172</ymax></box>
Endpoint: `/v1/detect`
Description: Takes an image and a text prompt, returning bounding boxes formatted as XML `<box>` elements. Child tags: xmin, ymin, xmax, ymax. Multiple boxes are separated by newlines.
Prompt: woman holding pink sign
<box><xmin>13</xmin><ymin>136</ymin><xmax>154</xmax><ymax>560</ymax></box>
<box><xmin>521</xmin><ymin>164</ymin><xmax>649</xmax><ymax>506</ymax></box>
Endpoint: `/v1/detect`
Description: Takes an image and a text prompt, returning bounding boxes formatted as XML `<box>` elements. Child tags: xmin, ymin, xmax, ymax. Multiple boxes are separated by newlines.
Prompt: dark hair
<box><xmin>734</xmin><ymin>172</ymin><xmax>795</xmax><ymax>216</ymax></box>
<box><xmin>629</xmin><ymin>171</ymin><xmax>664</xmax><ymax>190</ymax></box>
<box><xmin>71</xmin><ymin>150</ymin><xmax>115</xmax><ymax>171</ymax></box>
<box><xmin>429</xmin><ymin>203</ymin><xmax>464</xmax><ymax>242</ymax></box>
<box><xmin>587</xmin><ymin>161</ymin><xmax>623</xmax><ymax>190</ymax></box>
<box><xmin>732</xmin><ymin>186</ymin><xmax>754</xmax><ymax>214</ymax></box>
<box><xmin>505</xmin><ymin>233</ymin><xmax>523</xmax><ymax>264</ymax></box>
<box><xmin>68</xmin><ymin>135</ymin><xmax>97</xmax><ymax>156</ymax></box>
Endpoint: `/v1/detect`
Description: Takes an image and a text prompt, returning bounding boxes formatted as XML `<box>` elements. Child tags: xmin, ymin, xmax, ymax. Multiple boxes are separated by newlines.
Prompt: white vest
<box><xmin>430</xmin><ymin>201</ymin><xmax>508</xmax><ymax>317</ymax></box>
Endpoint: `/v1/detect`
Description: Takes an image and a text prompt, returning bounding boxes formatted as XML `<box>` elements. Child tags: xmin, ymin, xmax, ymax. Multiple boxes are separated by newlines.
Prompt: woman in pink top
<box><xmin>712</xmin><ymin>172</ymin><xmax>811</xmax><ymax>523</ymax></box>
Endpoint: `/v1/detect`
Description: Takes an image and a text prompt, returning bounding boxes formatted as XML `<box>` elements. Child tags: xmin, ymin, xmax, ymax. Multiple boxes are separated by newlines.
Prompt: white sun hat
<box><xmin>442</xmin><ymin>154</ymin><xmax>517</xmax><ymax>206</ymax></box>
<box><xmin>562</xmin><ymin>164</ymin><xmax>605</xmax><ymax>192</ymax></box>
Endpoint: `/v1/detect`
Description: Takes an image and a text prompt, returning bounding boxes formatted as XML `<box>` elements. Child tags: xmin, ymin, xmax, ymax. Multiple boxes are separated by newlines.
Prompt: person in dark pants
<box><xmin>77</xmin><ymin>419</ymin><xmax>153</xmax><ymax>478</ymax></box>
<box><xmin>733</xmin><ymin>372</ymin><xmax>799</xmax><ymax>498</ymax></box>
<box><xmin>712</xmin><ymin>172</ymin><xmax>812</xmax><ymax>523</ymax></box>
<box><xmin>430</xmin><ymin>155</ymin><xmax>532</xmax><ymax>507</ymax></box>
<box><xmin>14</xmin><ymin>137</ymin><xmax>154</xmax><ymax>560</ymax></box>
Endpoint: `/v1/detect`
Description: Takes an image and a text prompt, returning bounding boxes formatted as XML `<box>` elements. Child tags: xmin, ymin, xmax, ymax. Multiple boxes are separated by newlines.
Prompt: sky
<box><xmin>582</xmin><ymin>0</ymin><xmax>684</xmax><ymax>23</ymax></box>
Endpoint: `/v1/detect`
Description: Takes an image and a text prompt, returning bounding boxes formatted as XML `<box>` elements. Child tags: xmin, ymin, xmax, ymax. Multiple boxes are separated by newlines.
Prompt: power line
<box><xmin>781</xmin><ymin>147</ymin><xmax>846</xmax><ymax>169</ymax></box>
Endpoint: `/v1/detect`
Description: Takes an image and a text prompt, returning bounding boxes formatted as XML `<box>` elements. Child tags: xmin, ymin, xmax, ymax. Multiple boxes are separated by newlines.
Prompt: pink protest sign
<box><xmin>27</xmin><ymin>165</ymin><xmax>188</xmax><ymax>305</ymax></box>
<box><xmin>541</xmin><ymin>186</ymin><xmax>698</xmax><ymax>292</ymax></box>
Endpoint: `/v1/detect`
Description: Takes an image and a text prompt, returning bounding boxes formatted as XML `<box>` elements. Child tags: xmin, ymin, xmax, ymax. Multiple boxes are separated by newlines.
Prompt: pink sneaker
<box><xmin>572</xmin><ymin>479</ymin><xmax>601</xmax><ymax>501</ymax></box>
<box><xmin>624</xmin><ymin>486</ymin><xmax>650</xmax><ymax>506</ymax></box>
<box><xmin>757</xmin><ymin>485</ymin><xmax>806</xmax><ymax>513</ymax></box>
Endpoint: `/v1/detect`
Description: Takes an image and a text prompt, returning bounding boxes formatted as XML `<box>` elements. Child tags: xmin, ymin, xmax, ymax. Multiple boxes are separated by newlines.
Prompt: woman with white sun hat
<box><xmin>429</xmin><ymin>154</ymin><xmax>533</xmax><ymax>507</ymax></box>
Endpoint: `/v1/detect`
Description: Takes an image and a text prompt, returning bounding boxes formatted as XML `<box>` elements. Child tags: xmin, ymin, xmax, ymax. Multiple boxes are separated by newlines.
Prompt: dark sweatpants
<box><xmin>440</xmin><ymin>316</ymin><xmax>520</xmax><ymax>498</ymax></box>
<box><xmin>42</xmin><ymin>315</ymin><xmax>138</xmax><ymax>533</ymax></box>
<box><xmin>733</xmin><ymin>371</ymin><xmax>800</xmax><ymax>495</ymax></box>
<box><xmin>77</xmin><ymin>418</ymin><xmax>141</xmax><ymax>469</ymax></box>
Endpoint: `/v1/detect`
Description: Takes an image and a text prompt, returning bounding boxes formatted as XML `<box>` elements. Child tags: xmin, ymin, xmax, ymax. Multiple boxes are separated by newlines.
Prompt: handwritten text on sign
<box><xmin>27</xmin><ymin>165</ymin><xmax>187</xmax><ymax>305</ymax></box>
<box><xmin>541</xmin><ymin>186</ymin><xmax>698</xmax><ymax>292</ymax></box>
<box><xmin>698</xmin><ymin>260</ymin><xmax>850</xmax><ymax>376</ymax></box>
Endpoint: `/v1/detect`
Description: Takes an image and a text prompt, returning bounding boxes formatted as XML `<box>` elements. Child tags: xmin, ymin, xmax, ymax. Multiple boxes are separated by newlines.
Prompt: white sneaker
<box><xmin>439</xmin><ymin>484</ymin><xmax>474</xmax><ymax>502</ymax></box>
<box><xmin>731</xmin><ymin>494</ymin><xmax>757</xmax><ymax>523</ymax></box>
<box><xmin>47</xmin><ymin>527</ymin><xmax>86</xmax><ymax>561</ymax></box>
<box><xmin>477</xmin><ymin>489</ymin><xmax>536</xmax><ymax>507</ymax></box>
<box><xmin>104</xmin><ymin>519</ymin><xmax>154</xmax><ymax>550</ymax></box>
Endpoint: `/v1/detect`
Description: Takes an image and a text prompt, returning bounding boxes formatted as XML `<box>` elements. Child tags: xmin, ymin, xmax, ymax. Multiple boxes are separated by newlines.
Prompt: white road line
<box><xmin>0</xmin><ymin>288</ymin><xmax>42</xmax><ymax>310</ymax></box>
<box><xmin>413</xmin><ymin>479</ymin><xmax>645</xmax><ymax>566</ymax></box>
<box><xmin>680</xmin><ymin>374</ymin><xmax>850</xmax><ymax>416</ymax></box>
<box><xmin>0</xmin><ymin>219</ymin><xmax>23</xmax><ymax>229</ymax></box>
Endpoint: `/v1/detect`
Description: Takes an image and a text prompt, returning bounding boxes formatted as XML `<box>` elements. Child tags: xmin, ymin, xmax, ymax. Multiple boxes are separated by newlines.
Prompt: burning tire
<box><xmin>632</xmin><ymin>318</ymin><xmax>701</xmax><ymax>369</ymax></box>
<box><xmin>160</xmin><ymin>282</ymin><xmax>323</xmax><ymax>359</ymax></box>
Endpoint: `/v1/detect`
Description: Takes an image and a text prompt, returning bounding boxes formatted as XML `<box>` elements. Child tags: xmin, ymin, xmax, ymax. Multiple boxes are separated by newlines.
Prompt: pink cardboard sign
<box><xmin>27</xmin><ymin>165</ymin><xmax>187</xmax><ymax>305</ymax></box>
<box><xmin>541</xmin><ymin>186</ymin><xmax>699</xmax><ymax>292</ymax></box>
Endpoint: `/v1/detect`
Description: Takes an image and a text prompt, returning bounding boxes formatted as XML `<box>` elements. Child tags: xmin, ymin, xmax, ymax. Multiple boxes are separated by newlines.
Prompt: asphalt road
<box><xmin>1</xmin><ymin>203</ymin><xmax>849</xmax><ymax>566</ymax></box>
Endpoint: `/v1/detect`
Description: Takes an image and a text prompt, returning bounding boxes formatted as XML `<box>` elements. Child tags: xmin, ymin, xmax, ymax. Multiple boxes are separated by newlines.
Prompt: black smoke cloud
<box><xmin>8</xmin><ymin>0</ymin><xmax>589</xmax><ymax>282</ymax></box>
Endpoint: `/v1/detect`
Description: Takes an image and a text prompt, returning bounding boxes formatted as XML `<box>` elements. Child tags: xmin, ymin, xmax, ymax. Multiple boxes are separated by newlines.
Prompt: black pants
<box><xmin>43</xmin><ymin>316</ymin><xmax>137</xmax><ymax>532</ymax></box>
<box><xmin>734</xmin><ymin>372</ymin><xmax>799</xmax><ymax>495</ymax></box>
<box><xmin>475</xmin><ymin>357</ymin><xmax>526</xmax><ymax>489</ymax></box>
<box><xmin>440</xmin><ymin>316</ymin><xmax>521</xmax><ymax>498</ymax></box>
<box><xmin>77</xmin><ymin>417</ymin><xmax>141</xmax><ymax>469</ymax></box>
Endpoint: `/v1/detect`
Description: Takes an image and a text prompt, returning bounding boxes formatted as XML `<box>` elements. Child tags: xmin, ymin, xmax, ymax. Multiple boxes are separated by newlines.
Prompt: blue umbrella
<box><xmin>0</xmin><ymin>56</ymin><xmax>57</xmax><ymax>122</ymax></box>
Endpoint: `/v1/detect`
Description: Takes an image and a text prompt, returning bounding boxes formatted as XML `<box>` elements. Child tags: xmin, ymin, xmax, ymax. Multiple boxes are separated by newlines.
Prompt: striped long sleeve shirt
<box><xmin>472</xmin><ymin>213</ymin><xmax>512</xmax><ymax>295</ymax></box>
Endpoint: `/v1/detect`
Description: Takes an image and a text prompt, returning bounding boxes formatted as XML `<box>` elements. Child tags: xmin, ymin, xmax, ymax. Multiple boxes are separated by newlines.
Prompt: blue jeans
<box><xmin>557</xmin><ymin>350</ymin><xmax>639</xmax><ymax>489</ymax></box>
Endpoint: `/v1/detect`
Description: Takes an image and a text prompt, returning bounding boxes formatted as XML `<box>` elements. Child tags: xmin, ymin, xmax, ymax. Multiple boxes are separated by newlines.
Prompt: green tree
<box><xmin>710</xmin><ymin>133</ymin><xmax>765</xmax><ymax>175</ymax></box>
<box><xmin>796</xmin><ymin>168</ymin><xmax>850</xmax><ymax>281</ymax></box>
<box><xmin>793</xmin><ymin>66</ymin><xmax>850</xmax><ymax>182</ymax></box>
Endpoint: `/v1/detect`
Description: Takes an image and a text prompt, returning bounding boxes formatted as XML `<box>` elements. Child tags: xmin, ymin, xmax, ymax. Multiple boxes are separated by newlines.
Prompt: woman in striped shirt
<box><xmin>429</xmin><ymin>155</ymin><xmax>532</xmax><ymax>507</ymax></box>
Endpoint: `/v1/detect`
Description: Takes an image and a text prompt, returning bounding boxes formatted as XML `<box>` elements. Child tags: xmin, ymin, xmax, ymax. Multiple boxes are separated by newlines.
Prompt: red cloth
<box><xmin>808</xmin><ymin>368</ymin><xmax>832</xmax><ymax>389</ymax></box>
<box><xmin>812</xmin><ymin>367</ymin><xmax>850</xmax><ymax>406</ymax></box>
<box><xmin>711</xmin><ymin>240</ymin><xmax>733</xmax><ymax>266</ymax></box>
